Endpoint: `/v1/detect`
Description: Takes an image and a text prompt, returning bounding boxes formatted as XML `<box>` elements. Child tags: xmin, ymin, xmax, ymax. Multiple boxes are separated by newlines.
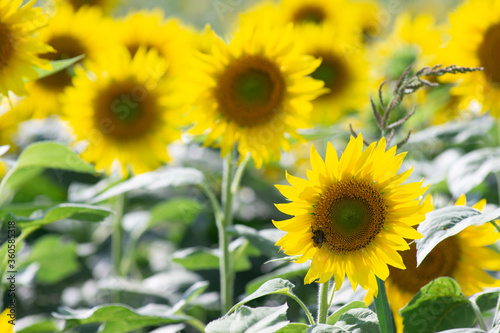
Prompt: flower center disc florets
<box><xmin>312</xmin><ymin>179</ymin><xmax>387</xmax><ymax>253</ymax></box>
<box><xmin>389</xmin><ymin>238</ymin><xmax>460</xmax><ymax>294</ymax></box>
<box><xmin>293</xmin><ymin>5</ymin><xmax>326</xmax><ymax>24</ymax></box>
<box><xmin>311</xmin><ymin>52</ymin><xmax>348</xmax><ymax>99</ymax></box>
<box><xmin>216</xmin><ymin>55</ymin><xmax>285</xmax><ymax>127</ymax></box>
<box><xmin>93</xmin><ymin>79</ymin><xmax>157</xmax><ymax>140</ymax></box>
<box><xmin>478</xmin><ymin>23</ymin><xmax>500</xmax><ymax>84</ymax></box>
<box><xmin>0</xmin><ymin>22</ymin><xmax>14</xmax><ymax>68</ymax></box>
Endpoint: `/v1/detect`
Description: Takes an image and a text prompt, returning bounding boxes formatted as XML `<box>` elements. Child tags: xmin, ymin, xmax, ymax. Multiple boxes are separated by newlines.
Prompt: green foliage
<box><xmin>473</xmin><ymin>288</ymin><xmax>500</xmax><ymax>313</ymax></box>
<box><xmin>401</xmin><ymin>277</ymin><xmax>477</xmax><ymax>333</ymax></box>
<box><xmin>206</xmin><ymin>304</ymin><xmax>289</xmax><ymax>333</ymax></box>
<box><xmin>32</xmin><ymin>55</ymin><xmax>85</xmax><ymax>80</ymax></box>
<box><xmin>172</xmin><ymin>245</ymin><xmax>251</xmax><ymax>272</ymax></box>
<box><xmin>327</xmin><ymin>301</ymin><xmax>368</xmax><ymax>325</ymax></box>
<box><xmin>308</xmin><ymin>308</ymin><xmax>380</xmax><ymax>333</ymax></box>
<box><xmin>276</xmin><ymin>323</ymin><xmax>309</xmax><ymax>332</ymax></box>
<box><xmin>416</xmin><ymin>206</ymin><xmax>500</xmax><ymax>265</ymax></box>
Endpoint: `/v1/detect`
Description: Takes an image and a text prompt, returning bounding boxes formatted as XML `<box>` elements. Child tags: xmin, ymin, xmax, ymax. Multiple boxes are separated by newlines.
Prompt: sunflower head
<box><xmin>384</xmin><ymin>194</ymin><xmax>500</xmax><ymax>333</ymax></box>
<box><xmin>0</xmin><ymin>0</ymin><xmax>53</xmax><ymax>96</ymax></box>
<box><xmin>274</xmin><ymin>134</ymin><xmax>428</xmax><ymax>295</ymax></box>
<box><xmin>63</xmin><ymin>46</ymin><xmax>184</xmax><ymax>175</ymax></box>
<box><xmin>185</xmin><ymin>15</ymin><xmax>325</xmax><ymax>168</ymax></box>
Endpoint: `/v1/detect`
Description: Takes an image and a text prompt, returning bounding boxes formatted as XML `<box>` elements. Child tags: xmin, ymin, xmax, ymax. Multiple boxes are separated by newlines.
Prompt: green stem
<box><xmin>288</xmin><ymin>293</ymin><xmax>315</xmax><ymax>325</ymax></box>
<box><xmin>230</xmin><ymin>154</ymin><xmax>251</xmax><ymax>195</ymax></box>
<box><xmin>374</xmin><ymin>277</ymin><xmax>394</xmax><ymax>333</ymax></box>
<box><xmin>317</xmin><ymin>280</ymin><xmax>330</xmax><ymax>324</ymax></box>
<box><xmin>470</xmin><ymin>298</ymin><xmax>487</xmax><ymax>331</ymax></box>
<box><xmin>327</xmin><ymin>281</ymin><xmax>336</xmax><ymax>310</ymax></box>
<box><xmin>219</xmin><ymin>148</ymin><xmax>235</xmax><ymax>314</ymax></box>
<box><xmin>187</xmin><ymin>317</ymin><xmax>207</xmax><ymax>333</ymax></box>
<box><xmin>111</xmin><ymin>193</ymin><xmax>125</xmax><ymax>303</ymax></box>
<box><xmin>490</xmin><ymin>220</ymin><xmax>500</xmax><ymax>234</ymax></box>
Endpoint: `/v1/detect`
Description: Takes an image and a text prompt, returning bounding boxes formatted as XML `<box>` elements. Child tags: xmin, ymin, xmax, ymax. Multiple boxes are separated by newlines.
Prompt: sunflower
<box><xmin>444</xmin><ymin>0</ymin><xmax>500</xmax><ymax>117</ymax></box>
<box><xmin>370</xmin><ymin>13</ymin><xmax>443</xmax><ymax>82</ymax></box>
<box><xmin>350</xmin><ymin>0</ymin><xmax>385</xmax><ymax>44</ymax></box>
<box><xmin>47</xmin><ymin>0</ymin><xmax>118</xmax><ymax>15</ymax></box>
<box><xmin>62</xmin><ymin>47</ymin><xmax>184</xmax><ymax>174</ymax></box>
<box><xmin>0</xmin><ymin>308</ymin><xmax>14</xmax><ymax>333</ymax></box>
<box><xmin>0</xmin><ymin>0</ymin><xmax>53</xmax><ymax>97</ymax></box>
<box><xmin>296</xmin><ymin>24</ymin><xmax>369</xmax><ymax>125</ymax></box>
<box><xmin>114</xmin><ymin>10</ymin><xmax>191</xmax><ymax>76</ymax></box>
<box><xmin>186</xmin><ymin>15</ymin><xmax>325</xmax><ymax>168</ymax></box>
<box><xmin>273</xmin><ymin>134</ymin><xmax>428</xmax><ymax>295</ymax></box>
<box><xmin>385</xmin><ymin>195</ymin><xmax>500</xmax><ymax>333</ymax></box>
<box><xmin>17</xmin><ymin>4</ymin><xmax>112</xmax><ymax>119</ymax></box>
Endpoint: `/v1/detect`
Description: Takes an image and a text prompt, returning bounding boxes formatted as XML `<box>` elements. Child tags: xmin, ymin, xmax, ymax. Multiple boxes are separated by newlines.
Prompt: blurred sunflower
<box><xmin>186</xmin><ymin>16</ymin><xmax>325</xmax><ymax>168</ymax></box>
<box><xmin>385</xmin><ymin>195</ymin><xmax>500</xmax><ymax>333</ymax></box>
<box><xmin>51</xmin><ymin>0</ymin><xmax>117</xmax><ymax>15</ymax></box>
<box><xmin>62</xmin><ymin>47</ymin><xmax>183</xmax><ymax>174</ymax></box>
<box><xmin>274</xmin><ymin>134</ymin><xmax>428</xmax><ymax>295</ymax></box>
<box><xmin>114</xmin><ymin>10</ymin><xmax>191</xmax><ymax>76</ymax></box>
<box><xmin>0</xmin><ymin>0</ymin><xmax>53</xmax><ymax>97</ymax></box>
<box><xmin>296</xmin><ymin>24</ymin><xmax>369</xmax><ymax>125</ymax></box>
<box><xmin>445</xmin><ymin>0</ymin><xmax>500</xmax><ymax>117</ymax></box>
<box><xmin>0</xmin><ymin>308</ymin><xmax>14</xmax><ymax>332</ymax></box>
<box><xmin>370</xmin><ymin>13</ymin><xmax>442</xmax><ymax>82</ymax></box>
<box><xmin>18</xmin><ymin>4</ymin><xmax>112</xmax><ymax>118</ymax></box>
<box><xmin>351</xmin><ymin>0</ymin><xmax>385</xmax><ymax>44</ymax></box>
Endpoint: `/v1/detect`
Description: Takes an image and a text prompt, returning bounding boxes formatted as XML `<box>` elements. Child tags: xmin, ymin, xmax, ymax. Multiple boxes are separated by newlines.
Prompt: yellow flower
<box><xmin>49</xmin><ymin>0</ymin><xmax>118</xmax><ymax>15</ymax></box>
<box><xmin>114</xmin><ymin>10</ymin><xmax>192</xmax><ymax>77</ymax></box>
<box><xmin>350</xmin><ymin>0</ymin><xmax>385</xmax><ymax>44</ymax></box>
<box><xmin>0</xmin><ymin>0</ymin><xmax>53</xmax><ymax>96</ymax></box>
<box><xmin>444</xmin><ymin>0</ymin><xmax>500</xmax><ymax>117</ymax></box>
<box><xmin>385</xmin><ymin>195</ymin><xmax>500</xmax><ymax>333</ymax></box>
<box><xmin>186</xmin><ymin>15</ymin><xmax>325</xmax><ymax>168</ymax></box>
<box><xmin>62</xmin><ymin>47</ymin><xmax>184</xmax><ymax>175</ymax></box>
<box><xmin>295</xmin><ymin>24</ymin><xmax>369</xmax><ymax>125</ymax></box>
<box><xmin>274</xmin><ymin>134</ymin><xmax>428</xmax><ymax>295</ymax></box>
<box><xmin>0</xmin><ymin>308</ymin><xmax>15</xmax><ymax>332</ymax></box>
<box><xmin>17</xmin><ymin>4</ymin><xmax>112</xmax><ymax>119</ymax></box>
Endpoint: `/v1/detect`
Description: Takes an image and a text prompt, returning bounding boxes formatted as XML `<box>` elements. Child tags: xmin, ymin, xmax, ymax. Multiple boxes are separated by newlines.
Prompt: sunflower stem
<box><xmin>288</xmin><ymin>292</ymin><xmax>315</xmax><ymax>325</ymax></box>
<box><xmin>470</xmin><ymin>297</ymin><xmax>488</xmax><ymax>331</ymax></box>
<box><xmin>317</xmin><ymin>280</ymin><xmax>331</xmax><ymax>324</ymax></box>
<box><xmin>219</xmin><ymin>147</ymin><xmax>236</xmax><ymax>314</ymax></box>
<box><xmin>111</xmin><ymin>192</ymin><xmax>125</xmax><ymax>302</ymax></box>
<box><xmin>374</xmin><ymin>277</ymin><xmax>394</xmax><ymax>333</ymax></box>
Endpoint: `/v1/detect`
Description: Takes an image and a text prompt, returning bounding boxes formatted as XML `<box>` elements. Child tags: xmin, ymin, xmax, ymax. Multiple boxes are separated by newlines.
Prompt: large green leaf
<box><xmin>33</xmin><ymin>55</ymin><xmax>85</xmax><ymax>80</ymax></box>
<box><xmin>149</xmin><ymin>198</ymin><xmax>203</xmax><ymax>227</ymax></box>
<box><xmin>327</xmin><ymin>301</ymin><xmax>368</xmax><ymax>325</ymax></box>
<box><xmin>91</xmin><ymin>167</ymin><xmax>204</xmax><ymax>203</ymax></box>
<box><xmin>276</xmin><ymin>323</ymin><xmax>309</xmax><ymax>332</ymax></box>
<box><xmin>416</xmin><ymin>206</ymin><xmax>500</xmax><ymax>265</ymax></box>
<box><xmin>401</xmin><ymin>277</ymin><xmax>476</xmax><ymax>333</ymax></box>
<box><xmin>172</xmin><ymin>246</ymin><xmax>250</xmax><ymax>272</ymax></box>
<box><xmin>436</xmin><ymin>330</ymin><xmax>486</xmax><ymax>333</ymax></box>
<box><xmin>447</xmin><ymin>148</ymin><xmax>500</xmax><ymax>197</ymax></box>
<box><xmin>229</xmin><ymin>278</ymin><xmax>296</xmax><ymax>315</ymax></box>
<box><xmin>333</xmin><ymin>308</ymin><xmax>379</xmax><ymax>333</ymax></box>
<box><xmin>229</xmin><ymin>225</ymin><xmax>283</xmax><ymax>257</ymax></box>
<box><xmin>170</xmin><ymin>281</ymin><xmax>209</xmax><ymax>314</ymax></box>
<box><xmin>17</xmin><ymin>317</ymin><xmax>59</xmax><ymax>333</ymax></box>
<box><xmin>0</xmin><ymin>142</ymin><xmax>96</xmax><ymax>201</ymax></box>
<box><xmin>53</xmin><ymin>304</ymin><xmax>191</xmax><ymax>333</ymax></box>
<box><xmin>206</xmin><ymin>304</ymin><xmax>289</xmax><ymax>333</ymax></box>
<box><xmin>246</xmin><ymin>265</ymin><xmax>309</xmax><ymax>295</ymax></box>
<box><xmin>15</xmin><ymin>203</ymin><xmax>113</xmax><ymax>229</ymax></box>
<box><xmin>23</xmin><ymin>235</ymin><xmax>79</xmax><ymax>284</ymax></box>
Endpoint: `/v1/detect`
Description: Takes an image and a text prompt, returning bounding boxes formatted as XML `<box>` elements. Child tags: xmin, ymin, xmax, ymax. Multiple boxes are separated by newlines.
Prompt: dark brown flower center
<box><xmin>93</xmin><ymin>79</ymin><xmax>157</xmax><ymax>140</ymax></box>
<box><xmin>38</xmin><ymin>35</ymin><xmax>86</xmax><ymax>91</ymax></box>
<box><xmin>216</xmin><ymin>55</ymin><xmax>285</xmax><ymax>127</ymax></box>
<box><xmin>388</xmin><ymin>237</ymin><xmax>461</xmax><ymax>294</ymax></box>
<box><xmin>312</xmin><ymin>180</ymin><xmax>387</xmax><ymax>253</ymax></box>
<box><xmin>293</xmin><ymin>5</ymin><xmax>326</xmax><ymax>24</ymax></box>
<box><xmin>68</xmin><ymin>0</ymin><xmax>105</xmax><ymax>10</ymax></box>
<box><xmin>0</xmin><ymin>22</ymin><xmax>15</xmax><ymax>69</ymax></box>
<box><xmin>477</xmin><ymin>23</ymin><xmax>500</xmax><ymax>84</ymax></box>
<box><xmin>311</xmin><ymin>52</ymin><xmax>349</xmax><ymax>99</ymax></box>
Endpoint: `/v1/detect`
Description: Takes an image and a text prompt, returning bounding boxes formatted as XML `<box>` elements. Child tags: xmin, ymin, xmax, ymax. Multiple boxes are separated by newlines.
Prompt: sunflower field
<box><xmin>2</xmin><ymin>0</ymin><xmax>500</xmax><ymax>332</ymax></box>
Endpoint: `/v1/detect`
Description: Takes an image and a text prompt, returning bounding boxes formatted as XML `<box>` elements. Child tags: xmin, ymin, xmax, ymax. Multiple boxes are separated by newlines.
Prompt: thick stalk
<box><xmin>374</xmin><ymin>277</ymin><xmax>394</xmax><ymax>333</ymax></box>
<box><xmin>219</xmin><ymin>148</ymin><xmax>235</xmax><ymax>314</ymax></box>
<box><xmin>111</xmin><ymin>193</ymin><xmax>125</xmax><ymax>303</ymax></box>
<box><xmin>317</xmin><ymin>280</ymin><xmax>331</xmax><ymax>324</ymax></box>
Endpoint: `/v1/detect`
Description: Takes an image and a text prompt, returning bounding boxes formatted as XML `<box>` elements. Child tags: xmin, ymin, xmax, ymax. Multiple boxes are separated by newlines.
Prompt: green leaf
<box><xmin>327</xmin><ymin>301</ymin><xmax>368</xmax><ymax>325</ymax></box>
<box><xmin>416</xmin><ymin>206</ymin><xmax>500</xmax><ymax>266</ymax></box>
<box><xmin>229</xmin><ymin>225</ymin><xmax>282</xmax><ymax>257</ymax></box>
<box><xmin>246</xmin><ymin>265</ymin><xmax>309</xmax><ymax>294</ymax></box>
<box><xmin>33</xmin><ymin>55</ymin><xmax>85</xmax><ymax>80</ymax></box>
<box><xmin>447</xmin><ymin>148</ymin><xmax>500</xmax><ymax>197</ymax></box>
<box><xmin>17</xmin><ymin>317</ymin><xmax>59</xmax><ymax>333</ymax></box>
<box><xmin>16</xmin><ymin>203</ymin><xmax>113</xmax><ymax>229</ymax></box>
<box><xmin>172</xmin><ymin>246</ymin><xmax>250</xmax><ymax>272</ymax></box>
<box><xmin>23</xmin><ymin>235</ymin><xmax>80</xmax><ymax>284</ymax></box>
<box><xmin>435</xmin><ymin>329</ymin><xmax>486</xmax><ymax>333</ymax></box>
<box><xmin>91</xmin><ymin>167</ymin><xmax>204</xmax><ymax>203</ymax></box>
<box><xmin>206</xmin><ymin>304</ymin><xmax>289</xmax><ymax>333</ymax></box>
<box><xmin>401</xmin><ymin>277</ymin><xmax>476</xmax><ymax>333</ymax></box>
<box><xmin>53</xmin><ymin>304</ymin><xmax>190</xmax><ymax>333</ymax></box>
<box><xmin>170</xmin><ymin>281</ymin><xmax>209</xmax><ymax>314</ymax></box>
<box><xmin>333</xmin><ymin>308</ymin><xmax>380</xmax><ymax>333</ymax></box>
<box><xmin>0</xmin><ymin>142</ymin><xmax>96</xmax><ymax>201</ymax></box>
<box><xmin>149</xmin><ymin>198</ymin><xmax>203</xmax><ymax>227</ymax></box>
<box><xmin>307</xmin><ymin>324</ymin><xmax>347</xmax><ymax>333</ymax></box>
<box><xmin>472</xmin><ymin>288</ymin><xmax>500</xmax><ymax>313</ymax></box>
<box><xmin>229</xmin><ymin>278</ymin><xmax>295</xmax><ymax>315</ymax></box>
<box><xmin>0</xmin><ymin>145</ymin><xmax>9</xmax><ymax>157</ymax></box>
<box><xmin>276</xmin><ymin>323</ymin><xmax>309</xmax><ymax>333</ymax></box>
